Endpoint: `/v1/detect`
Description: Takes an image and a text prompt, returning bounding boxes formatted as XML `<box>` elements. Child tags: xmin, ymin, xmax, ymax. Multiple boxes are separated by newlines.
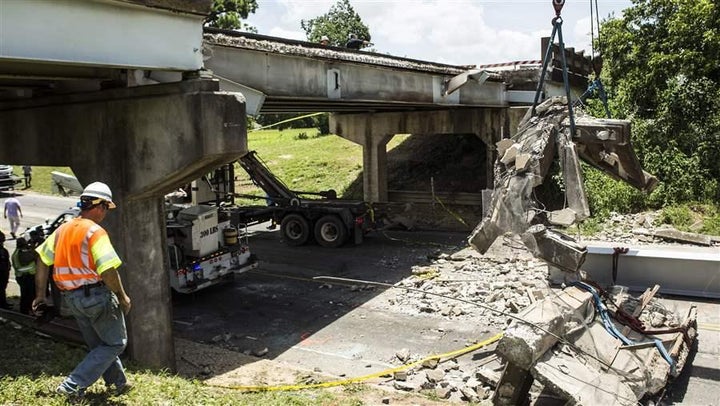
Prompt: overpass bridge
<box><xmin>202</xmin><ymin>30</ymin><xmax>590</xmax><ymax>202</ymax></box>
<box><xmin>0</xmin><ymin>0</ymin><xmax>591</xmax><ymax>370</ymax></box>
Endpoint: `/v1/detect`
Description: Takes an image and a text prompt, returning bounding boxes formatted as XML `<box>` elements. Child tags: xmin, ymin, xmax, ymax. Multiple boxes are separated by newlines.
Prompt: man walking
<box><xmin>3</xmin><ymin>196</ymin><xmax>22</xmax><ymax>239</ymax></box>
<box><xmin>33</xmin><ymin>182</ymin><xmax>132</xmax><ymax>397</ymax></box>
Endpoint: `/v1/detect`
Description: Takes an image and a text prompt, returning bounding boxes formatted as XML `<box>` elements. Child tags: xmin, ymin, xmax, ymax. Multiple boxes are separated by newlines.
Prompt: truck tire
<box><xmin>314</xmin><ymin>215</ymin><xmax>348</xmax><ymax>248</ymax></box>
<box><xmin>281</xmin><ymin>214</ymin><xmax>310</xmax><ymax>246</ymax></box>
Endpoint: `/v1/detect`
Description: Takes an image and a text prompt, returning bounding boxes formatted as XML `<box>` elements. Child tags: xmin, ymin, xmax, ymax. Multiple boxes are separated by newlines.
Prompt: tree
<box><xmin>597</xmin><ymin>0</ymin><xmax>720</xmax><ymax>204</ymax></box>
<box><xmin>205</xmin><ymin>0</ymin><xmax>258</xmax><ymax>32</ymax></box>
<box><xmin>301</xmin><ymin>0</ymin><xmax>371</xmax><ymax>47</ymax></box>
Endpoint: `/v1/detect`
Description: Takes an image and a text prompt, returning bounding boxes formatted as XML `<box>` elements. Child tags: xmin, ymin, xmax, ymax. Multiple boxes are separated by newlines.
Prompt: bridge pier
<box><xmin>331</xmin><ymin>108</ymin><xmax>507</xmax><ymax>202</ymax></box>
<box><xmin>0</xmin><ymin>79</ymin><xmax>247</xmax><ymax>369</ymax></box>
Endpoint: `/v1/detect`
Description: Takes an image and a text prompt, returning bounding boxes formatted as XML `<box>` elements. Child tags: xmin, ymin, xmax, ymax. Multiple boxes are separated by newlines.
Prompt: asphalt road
<box><xmin>3</xmin><ymin>191</ymin><xmax>718</xmax><ymax>405</ymax></box>
<box><xmin>171</xmin><ymin>225</ymin><xmax>494</xmax><ymax>378</ymax></box>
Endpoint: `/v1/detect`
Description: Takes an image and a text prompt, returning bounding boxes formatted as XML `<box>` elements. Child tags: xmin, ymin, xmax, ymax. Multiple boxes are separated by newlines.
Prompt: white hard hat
<box><xmin>81</xmin><ymin>181</ymin><xmax>116</xmax><ymax>209</ymax></box>
<box><xmin>320</xmin><ymin>35</ymin><xmax>329</xmax><ymax>41</ymax></box>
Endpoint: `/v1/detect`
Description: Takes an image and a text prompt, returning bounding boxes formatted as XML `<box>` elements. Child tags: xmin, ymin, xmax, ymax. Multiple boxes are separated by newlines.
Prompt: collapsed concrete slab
<box><xmin>468</xmin><ymin>96</ymin><xmax>657</xmax><ymax>274</ymax></box>
<box><xmin>493</xmin><ymin>283</ymin><xmax>698</xmax><ymax>405</ymax></box>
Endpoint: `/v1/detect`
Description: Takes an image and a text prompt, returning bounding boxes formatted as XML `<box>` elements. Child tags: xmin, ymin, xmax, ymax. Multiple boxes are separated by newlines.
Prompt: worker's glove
<box><xmin>33</xmin><ymin>303</ymin><xmax>57</xmax><ymax>325</ymax></box>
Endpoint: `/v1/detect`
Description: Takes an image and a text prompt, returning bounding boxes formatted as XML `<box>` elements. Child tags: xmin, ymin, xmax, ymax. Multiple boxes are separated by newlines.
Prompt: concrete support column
<box><xmin>477</xmin><ymin>108</ymin><xmax>508</xmax><ymax>189</ymax></box>
<box><xmin>363</xmin><ymin>129</ymin><xmax>393</xmax><ymax>202</ymax></box>
<box><xmin>330</xmin><ymin>112</ymin><xmax>393</xmax><ymax>202</ymax></box>
<box><xmin>103</xmin><ymin>197</ymin><xmax>172</xmax><ymax>369</ymax></box>
<box><xmin>0</xmin><ymin>79</ymin><xmax>248</xmax><ymax>369</ymax></box>
<box><xmin>331</xmin><ymin>108</ymin><xmax>508</xmax><ymax>201</ymax></box>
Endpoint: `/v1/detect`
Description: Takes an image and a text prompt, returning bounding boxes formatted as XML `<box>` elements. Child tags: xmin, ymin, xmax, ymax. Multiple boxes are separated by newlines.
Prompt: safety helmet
<box><xmin>81</xmin><ymin>181</ymin><xmax>116</xmax><ymax>209</ymax></box>
<box><xmin>320</xmin><ymin>35</ymin><xmax>330</xmax><ymax>42</ymax></box>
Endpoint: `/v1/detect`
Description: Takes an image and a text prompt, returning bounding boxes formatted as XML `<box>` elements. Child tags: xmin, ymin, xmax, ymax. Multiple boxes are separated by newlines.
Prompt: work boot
<box><xmin>56</xmin><ymin>381</ymin><xmax>85</xmax><ymax>398</ymax></box>
<box><xmin>110</xmin><ymin>382</ymin><xmax>134</xmax><ymax>396</ymax></box>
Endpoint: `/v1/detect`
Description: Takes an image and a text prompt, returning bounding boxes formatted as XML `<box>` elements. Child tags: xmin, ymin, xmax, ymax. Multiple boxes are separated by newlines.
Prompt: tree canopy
<box><xmin>205</xmin><ymin>0</ymin><xmax>258</xmax><ymax>32</ymax></box>
<box><xmin>301</xmin><ymin>0</ymin><xmax>371</xmax><ymax>47</ymax></box>
<box><xmin>597</xmin><ymin>0</ymin><xmax>720</xmax><ymax>205</ymax></box>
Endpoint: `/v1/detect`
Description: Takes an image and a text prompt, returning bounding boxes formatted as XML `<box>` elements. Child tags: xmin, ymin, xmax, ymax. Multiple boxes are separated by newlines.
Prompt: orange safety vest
<box><xmin>51</xmin><ymin>218</ymin><xmax>107</xmax><ymax>290</ymax></box>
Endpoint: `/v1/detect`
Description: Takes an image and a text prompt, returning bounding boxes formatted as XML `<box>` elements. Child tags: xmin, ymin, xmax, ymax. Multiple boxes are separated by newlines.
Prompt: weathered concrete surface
<box><xmin>496</xmin><ymin>286</ymin><xmax>593</xmax><ymax>370</ymax></box>
<box><xmin>331</xmin><ymin>109</ymin><xmax>506</xmax><ymax>202</ymax></box>
<box><xmin>0</xmin><ymin>79</ymin><xmax>247</xmax><ymax>369</ymax></box>
<box><xmin>204</xmin><ymin>31</ymin><xmax>507</xmax><ymax>113</ymax></box>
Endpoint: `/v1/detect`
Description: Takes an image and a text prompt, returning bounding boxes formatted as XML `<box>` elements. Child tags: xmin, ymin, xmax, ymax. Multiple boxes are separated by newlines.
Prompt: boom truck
<box><xmin>192</xmin><ymin>151</ymin><xmax>380</xmax><ymax>248</ymax></box>
<box><xmin>25</xmin><ymin>198</ymin><xmax>258</xmax><ymax>295</ymax></box>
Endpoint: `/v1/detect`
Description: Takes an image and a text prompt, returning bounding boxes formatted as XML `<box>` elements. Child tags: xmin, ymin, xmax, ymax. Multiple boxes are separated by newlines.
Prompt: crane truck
<box><xmin>190</xmin><ymin>151</ymin><xmax>381</xmax><ymax>248</ymax></box>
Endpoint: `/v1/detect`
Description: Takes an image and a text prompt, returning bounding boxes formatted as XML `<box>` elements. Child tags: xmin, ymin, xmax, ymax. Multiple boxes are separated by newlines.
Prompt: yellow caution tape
<box><xmin>432</xmin><ymin>194</ymin><xmax>470</xmax><ymax>228</ymax></box>
<box><xmin>210</xmin><ymin>332</ymin><xmax>504</xmax><ymax>392</ymax></box>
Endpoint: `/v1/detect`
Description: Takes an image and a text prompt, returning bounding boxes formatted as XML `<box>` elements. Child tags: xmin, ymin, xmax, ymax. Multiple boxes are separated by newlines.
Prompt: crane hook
<box><xmin>552</xmin><ymin>0</ymin><xmax>565</xmax><ymax>17</ymax></box>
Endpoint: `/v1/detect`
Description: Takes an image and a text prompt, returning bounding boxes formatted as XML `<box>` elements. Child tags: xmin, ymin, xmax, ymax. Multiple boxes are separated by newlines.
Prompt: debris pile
<box><xmin>457</xmin><ymin>95</ymin><xmax>699</xmax><ymax>405</ymax></box>
<box><xmin>376</xmin><ymin>240</ymin><xmax>698</xmax><ymax>404</ymax></box>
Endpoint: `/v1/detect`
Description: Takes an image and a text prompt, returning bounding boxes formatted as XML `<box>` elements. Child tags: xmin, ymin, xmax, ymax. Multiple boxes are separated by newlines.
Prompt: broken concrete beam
<box><xmin>520</xmin><ymin>225</ymin><xmax>587</xmax><ymax>272</ymax></box>
<box><xmin>500</xmin><ymin>143</ymin><xmax>520</xmax><ymax>165</ymax></box>
<box><xmin>571</xmin><ymin>113</ymin><xmax>658</xmax><ymax>192</ymax></box>
<box><xmin>493</xmin><ymin>362</ymin><xmax>534</xmax><ymax>406</ymax></box>
<box><xmin>515</xmin><ymin>153</ymin><xmax>531</xmax><ymax>172</ymax></box>
<box><xmin>653</xmin><ymin>228</ymin><xmax>713</xmax><ymax>246</ymax></box>
<box><xmin>496</xmin><ymin>138</ymin><xmax>515</xmax><ymax>159</ymax></box>
<box><xmin>496</xmin><ymin>286</ymin><xmax>593</xmax><ymax>370</ymax></box>
<box><xmin>558</xmin><ymin>138</ymin><xmax>590</xmax><ymax>221</ymax></box>
<box><xmin>533</xmin><ymin>345</ymin><xmax>638</xmax><ymax>406</ymax></box>
<box><xmin>469</xmin><ymin>175</ymin><xmax>534</xmax><ymax>253</ymax></box>
<box><xmin>548</xmin><ymin>207</ymin><xmax>577</xmax><ymax>227</ymax></box>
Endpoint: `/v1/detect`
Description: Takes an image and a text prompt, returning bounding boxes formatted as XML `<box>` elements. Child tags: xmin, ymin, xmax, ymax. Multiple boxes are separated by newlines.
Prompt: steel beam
<box><xmin>0</xmin><ymin>0</ymin><xmax>204</xmax><ymax>71</ymax></box>
<box><xmin>576</xmin><ymin>243</ymin><xmax>720</xmax><ymax>299</ymax></box>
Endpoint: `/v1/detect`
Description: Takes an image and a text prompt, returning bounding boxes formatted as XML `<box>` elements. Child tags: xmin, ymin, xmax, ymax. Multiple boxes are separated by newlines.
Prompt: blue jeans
<box><xmin>61</xmin><ymin>285</ymin><xmax>127</xmax><ymax>389</ymax></box>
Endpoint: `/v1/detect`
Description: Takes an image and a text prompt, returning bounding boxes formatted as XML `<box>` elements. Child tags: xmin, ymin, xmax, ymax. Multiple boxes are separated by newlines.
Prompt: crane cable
<box><xmin>576</xmin><ymin>0</ymin><xmax>611</xmax><ymax>117</ymax></box>
<box><xmin>531</xmin><ymin>0</ymin><xmax>577</xmax><ymax>140</ymax></box>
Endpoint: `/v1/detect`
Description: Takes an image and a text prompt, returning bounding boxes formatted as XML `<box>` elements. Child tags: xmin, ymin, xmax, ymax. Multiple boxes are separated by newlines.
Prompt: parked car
<box><xmin>0</xmin><ymin>165</ymin><xmax>22</xmax><ymax>192</ymax></box>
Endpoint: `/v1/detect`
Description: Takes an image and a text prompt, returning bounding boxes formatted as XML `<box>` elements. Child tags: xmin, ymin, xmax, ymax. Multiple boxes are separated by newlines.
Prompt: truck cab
<box><xmin>0</xmin><ymin>165</ymin><xmax>22</xmax><ymax>192</ymax></box>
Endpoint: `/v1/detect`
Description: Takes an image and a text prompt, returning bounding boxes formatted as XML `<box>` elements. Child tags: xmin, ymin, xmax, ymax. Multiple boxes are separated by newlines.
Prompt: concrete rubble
<box><xmin>374</xmin><ymin>234</ymin><xmax>698</xmax><ymax>405</ymax></box>
<box><xmin>373</xmin><ymin>100</ymin><xmax>698</xmax><ymax>404</ymax></box>
<box><xmin>459</xmin><ymin>97</ymin><xmax>697</xmax><ymax>405</ymax></box>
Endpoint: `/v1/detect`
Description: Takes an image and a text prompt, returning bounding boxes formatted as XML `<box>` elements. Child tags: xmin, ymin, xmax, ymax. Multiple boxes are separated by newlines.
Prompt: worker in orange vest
<box><xmin>33</xmin><ymin>181</ymin><xmax>132</xmax><ymax>398</ymax></box>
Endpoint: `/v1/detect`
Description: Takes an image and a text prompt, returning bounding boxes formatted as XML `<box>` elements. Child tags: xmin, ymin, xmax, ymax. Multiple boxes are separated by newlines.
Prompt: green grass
<box><xmin>236</xmin><ymin>128</ymin><xmax>408</xmax><ymax>203</ymax></box>
<box><xmin>0</xmin><ymin>319</ymin><xmax>372</xmax><ymax>405</ymax></box>
<box><xmin>659</xmin><ymin>203</ymin><xmax>720</xmax><ymax>236</ymax></box>
<box><xmin>6</xmin><ymin>166</ymin><xmax>76</xmax><ymax>196</ymax></box>
<box><xmin>242</xmin><ymin>128</ymin><xmax>363</xmax><ymax>198</ymax></box>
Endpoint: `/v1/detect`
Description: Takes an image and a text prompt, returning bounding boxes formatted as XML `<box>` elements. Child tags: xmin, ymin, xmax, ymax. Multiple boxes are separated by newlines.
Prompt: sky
<box><xmin>244</xmin><ymin>0</ymin><xmax>634</xmax><ymax>66</ymax></box>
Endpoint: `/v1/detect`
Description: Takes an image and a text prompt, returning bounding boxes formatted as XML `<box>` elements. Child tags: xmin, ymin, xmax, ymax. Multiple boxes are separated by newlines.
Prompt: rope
<box><xmin>211</xmin><ymin>333</ymin><xmax>503</xmax><ymax>392</ymax></box>
<box><xmin>611</xmin><ymin>246</ymin><xmax>629</xmax><ymax>285</ymax></box>
<box><xmin>249</xmin><ymin>112</ymin><xmax>324</xmax><ymax>132</ymax></box>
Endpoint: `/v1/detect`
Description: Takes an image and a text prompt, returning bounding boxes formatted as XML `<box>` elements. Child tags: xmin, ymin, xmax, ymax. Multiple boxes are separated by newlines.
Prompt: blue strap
<box><xmin>571</xmin><ymin>281</ymin><xmax>675</xmax><ymax>372</ymax></box>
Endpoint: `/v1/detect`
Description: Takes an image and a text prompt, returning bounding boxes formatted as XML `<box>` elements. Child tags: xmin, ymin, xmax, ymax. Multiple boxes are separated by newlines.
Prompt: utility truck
<box><xmin>25</xmin><ymin>203</ymin><xmax>257</xmax><ymax>294</ymax></box>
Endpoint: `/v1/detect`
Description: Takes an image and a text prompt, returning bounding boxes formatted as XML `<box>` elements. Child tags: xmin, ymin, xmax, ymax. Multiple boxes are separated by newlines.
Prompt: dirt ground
<box><xmin>175</xmin><ymin>338</ymin><xmax>453</xmax><ymax>405</ymax></box>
